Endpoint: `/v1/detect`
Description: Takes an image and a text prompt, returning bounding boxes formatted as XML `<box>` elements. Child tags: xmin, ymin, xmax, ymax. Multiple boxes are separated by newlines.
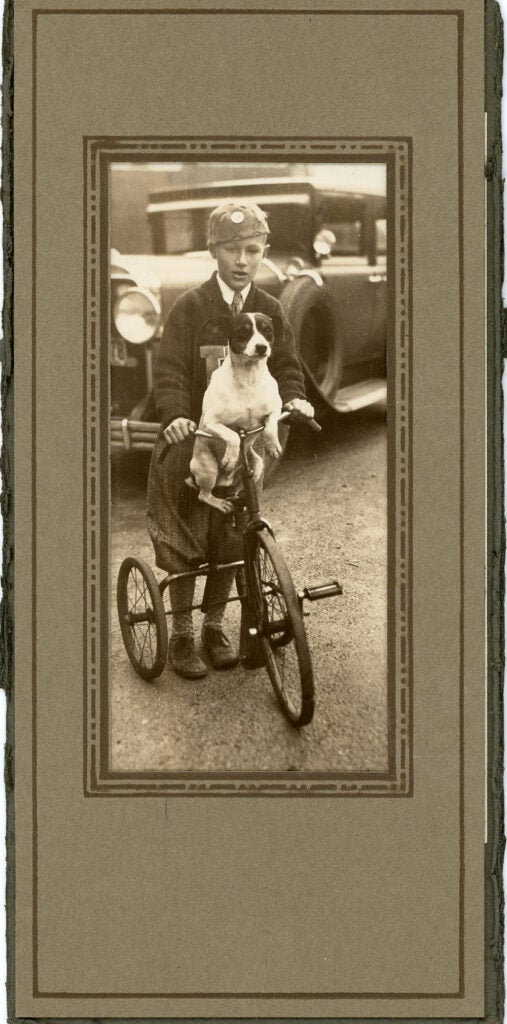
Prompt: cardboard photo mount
<box><xmin>1</xmin><ymin>0</ymin><xmax>504</xmax><ymax>1020</ymax></box>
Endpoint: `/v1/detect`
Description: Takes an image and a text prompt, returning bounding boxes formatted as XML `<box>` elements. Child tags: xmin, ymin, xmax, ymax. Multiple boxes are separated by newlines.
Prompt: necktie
<box><xmin>231</xmin><ymin>292</ymin><xmax>243</xmax><ymax>317</ymax></box>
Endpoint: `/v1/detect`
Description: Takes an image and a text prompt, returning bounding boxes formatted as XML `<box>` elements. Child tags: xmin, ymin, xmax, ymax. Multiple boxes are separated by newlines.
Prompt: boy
<box><xmin>146</xmin><ymin>200</ymin><xmax>314</xmax><ymax>679</ymax></box>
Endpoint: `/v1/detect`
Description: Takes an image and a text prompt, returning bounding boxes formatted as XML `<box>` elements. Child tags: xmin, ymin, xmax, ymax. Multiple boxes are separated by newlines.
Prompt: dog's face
<box><xmin>198</xmin><ymin>312</ymin><xmax>280</xmax><ymax>361</ymax></box>
<box><xmin>228</xmin><ymin>313</ymin><xmax>274</xmax><ymax>360</ymax></box>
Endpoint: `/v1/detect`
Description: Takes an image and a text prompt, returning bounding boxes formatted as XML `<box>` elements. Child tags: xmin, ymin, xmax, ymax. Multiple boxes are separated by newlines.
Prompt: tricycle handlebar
<box><xmin>278</xmin><ymin>410</ymin><xmax>322</xmax><ymax>432</ymax></box>
<box><xmin>169</xmin><ymin>412</ymin><xmax>321</xmax><ymax>447</ymax></box>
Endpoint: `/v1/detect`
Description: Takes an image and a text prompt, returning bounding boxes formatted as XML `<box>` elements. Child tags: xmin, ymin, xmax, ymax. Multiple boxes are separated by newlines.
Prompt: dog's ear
<box><xmin>258</xmin><ymin>315</ymin><xmax>274</xmax><ymax>341</ymax></box>
<box><xmin>197</xmin><ymin>316</ymin><xmax>232</xmax><ymax>347</ymax></box>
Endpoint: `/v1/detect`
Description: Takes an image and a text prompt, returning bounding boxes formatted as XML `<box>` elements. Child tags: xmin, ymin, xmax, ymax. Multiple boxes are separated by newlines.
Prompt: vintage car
<box><xmin>110</xmin><ymin>177</ymin><xmax>387</xmax><ymax>452</ymax></box>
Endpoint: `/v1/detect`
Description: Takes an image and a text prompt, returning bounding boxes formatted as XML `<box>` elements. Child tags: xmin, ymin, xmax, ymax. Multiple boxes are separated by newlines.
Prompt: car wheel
<box><xmin>280</xmin><ymin>276</ymin><xmax>342</xmax><ymax>409</ymax></box>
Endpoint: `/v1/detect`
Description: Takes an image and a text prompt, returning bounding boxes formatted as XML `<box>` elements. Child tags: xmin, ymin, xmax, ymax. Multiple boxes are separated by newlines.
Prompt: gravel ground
<box><xmin>110</xmin><ymin>403</ymin><xmax>388</xmax><ymax>773</ymax></box>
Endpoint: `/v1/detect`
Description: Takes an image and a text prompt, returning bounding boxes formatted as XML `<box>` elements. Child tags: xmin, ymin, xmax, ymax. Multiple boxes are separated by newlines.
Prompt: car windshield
<box><xmin>156</xmin><ymin>197</ymin><xmax>312</xmax><ymax>256</ymax></box>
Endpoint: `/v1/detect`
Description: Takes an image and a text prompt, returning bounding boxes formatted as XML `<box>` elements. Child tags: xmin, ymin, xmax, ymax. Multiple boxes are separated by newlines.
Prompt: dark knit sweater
<box><xmin>153</xmin><ymin>272</ymin><xmax>307</xmax><ymax>429</ymax></box>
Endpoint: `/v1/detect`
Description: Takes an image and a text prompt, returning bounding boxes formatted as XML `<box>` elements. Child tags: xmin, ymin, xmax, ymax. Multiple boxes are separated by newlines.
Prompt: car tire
<box><xmin>279</xmin><ymin>276</ymin><xmax>342</xmax><ymax>409</ymax></box>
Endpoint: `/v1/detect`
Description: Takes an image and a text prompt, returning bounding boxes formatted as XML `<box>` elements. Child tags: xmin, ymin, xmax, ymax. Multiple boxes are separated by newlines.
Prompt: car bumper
<box><xmin>111</xmin><ymin>417</ymin><xmax>159</xmax><ymax>451</ymax></box>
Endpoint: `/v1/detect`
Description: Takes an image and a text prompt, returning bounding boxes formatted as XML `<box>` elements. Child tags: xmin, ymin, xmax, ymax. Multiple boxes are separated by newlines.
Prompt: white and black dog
<box><xmin>190</xmin><ymin>313</ymin><xmax>283</xmax><ymax>513</ymax></box>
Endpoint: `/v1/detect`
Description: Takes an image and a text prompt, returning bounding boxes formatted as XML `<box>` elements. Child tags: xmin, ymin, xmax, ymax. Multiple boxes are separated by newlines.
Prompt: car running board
<box><xmin>331</xmin><ymin>378</ymin><xmax>387</xmax><ymax>413</ymax></box>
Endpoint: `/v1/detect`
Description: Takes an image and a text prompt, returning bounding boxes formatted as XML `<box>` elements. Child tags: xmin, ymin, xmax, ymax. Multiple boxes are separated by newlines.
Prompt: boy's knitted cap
<box><xmin>208</xmin><ymin>201</ymin><xmax>270</xmax><ymax>244</ymax></box>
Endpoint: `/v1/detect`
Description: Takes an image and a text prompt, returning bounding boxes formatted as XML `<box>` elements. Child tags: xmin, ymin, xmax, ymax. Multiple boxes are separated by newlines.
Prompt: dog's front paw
<box><xmin>221</xmin><ymin>442</ymin><xmax>240</xmax><ymax>472</ymax></box>
<box><xmin>265</xmin><ymin>440</ymin><xmax>282</xmax><ymax>460</ymax></box>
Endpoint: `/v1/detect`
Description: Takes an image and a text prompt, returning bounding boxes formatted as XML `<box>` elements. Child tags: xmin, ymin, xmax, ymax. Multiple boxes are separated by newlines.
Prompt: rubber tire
<box><xmin>117</xmin><ymin>556</ymin><xmax>168</xmax><ymax>681</ymax></box>
<box><xmin>245</xmin><ymin>529</ymin><xmax>314</xmax><ymax>727</ymax></box>
<box><xmin>279</xmin><ymin>276</ymin><xmax>342</xmax><ymax>406</ymax></box>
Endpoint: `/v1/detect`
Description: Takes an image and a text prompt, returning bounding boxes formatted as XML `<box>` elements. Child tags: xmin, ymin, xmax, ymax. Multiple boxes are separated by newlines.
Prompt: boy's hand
<box><xmin>283</xmin><ymin>399</ymin><xmax>315</xmax><ymax>421</ymax></box>
<box><xmin>163</xmin><ymin>417</ymin><xmax>197</xmax><ymax>445</ymax></box>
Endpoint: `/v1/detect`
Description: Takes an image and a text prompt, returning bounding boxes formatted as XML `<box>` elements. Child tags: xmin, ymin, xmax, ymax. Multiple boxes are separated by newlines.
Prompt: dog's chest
<box><xmin>225</xmin><ymin>386</ymin><xmax>275</xmax><ymax>427</ymax></box>
<box><xmin>206</xmin><ymin>361</ymin><xmax>278</xmax><ymax>425</ymax></box>
<box><xmin>233</xmin><ymin>369</ymin><xmax>280</xmax><ymax>418</ymax></box>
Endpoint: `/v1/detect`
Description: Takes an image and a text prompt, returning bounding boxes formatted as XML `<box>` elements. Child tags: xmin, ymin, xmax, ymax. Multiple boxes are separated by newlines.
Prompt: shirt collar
<box><xmin>216</xmin><ymin>274</ymin><xmax>251</xmax><ymax>308</ymax></box>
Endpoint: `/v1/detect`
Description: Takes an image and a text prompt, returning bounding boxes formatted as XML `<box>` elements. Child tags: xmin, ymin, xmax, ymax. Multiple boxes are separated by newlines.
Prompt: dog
<box><xmin>190</xmin><ymin>313</ymin><xmax>283</xmax><ymax>513</ymax></box>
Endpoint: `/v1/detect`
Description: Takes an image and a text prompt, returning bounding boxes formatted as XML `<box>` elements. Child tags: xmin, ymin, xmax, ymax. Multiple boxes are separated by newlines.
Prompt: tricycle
<box><xmin>117</xmin><ymin>413</ymin><xmax>342</xmax><ymax>727</ymax></box>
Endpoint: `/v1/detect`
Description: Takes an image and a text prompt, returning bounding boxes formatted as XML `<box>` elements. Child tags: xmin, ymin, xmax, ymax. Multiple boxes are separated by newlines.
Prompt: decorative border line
<box><xmin>34</xmin><ymin>6</ymin><xmax>465</xmax><ymax>14</ymax></box>
<box><xmin>83</xmin><ymin>136</ymin><xmax>412</xmax><ymax>797</ymax></box>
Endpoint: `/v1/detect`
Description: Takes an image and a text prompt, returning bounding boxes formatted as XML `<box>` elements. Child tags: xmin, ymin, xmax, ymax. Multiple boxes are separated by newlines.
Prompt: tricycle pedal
<box><xmin>299</xmin><ymin>580</ymin><xmax>343</xmax><ymax>601</ymax></box>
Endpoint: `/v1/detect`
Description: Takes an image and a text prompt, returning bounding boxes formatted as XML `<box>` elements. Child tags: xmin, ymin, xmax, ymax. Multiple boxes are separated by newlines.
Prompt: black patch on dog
<box><xmin>251</xmin><ymin>313</ymin><xmax>274</xmax><ymax>341</ymax></box>
<box><xmin>228</xmin><ymin>317</ymin><xmax>253</xmax><ymax>354</ymax></box>
<box><xmin>197</xmin><ymin>312</ymin><xmax>276</xmax><ymax>354</ymax></box>
<box><xmin>197</xmin><ymin>315</ymin><xmax>233</xmax><ymax>347</ymax></box>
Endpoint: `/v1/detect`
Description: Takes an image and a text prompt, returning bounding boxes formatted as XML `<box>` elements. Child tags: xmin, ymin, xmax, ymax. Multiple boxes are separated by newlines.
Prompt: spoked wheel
<box><xmin>117</xmin><ymin>557</ymin><xmax>168</xmax><ymax>681</ymax></box>
<box><xmin>246</xmin><ymin>530</ymin><xmax>314</xmax><ymax>726</ymax></box>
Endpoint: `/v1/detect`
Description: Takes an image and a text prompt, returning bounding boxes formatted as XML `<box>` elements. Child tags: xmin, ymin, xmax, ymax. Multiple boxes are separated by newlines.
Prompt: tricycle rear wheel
<box><xmin>117</xmin><ymin>556</ymin><xmax>168</xmax><ymax>680</ymax></box>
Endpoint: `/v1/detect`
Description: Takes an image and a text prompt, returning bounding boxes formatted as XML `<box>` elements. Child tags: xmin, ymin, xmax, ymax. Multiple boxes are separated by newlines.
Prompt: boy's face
<box><xmin>209</xmin><ymin>235</ymin><xmax>266</xmax><ymax>292</ymax></box>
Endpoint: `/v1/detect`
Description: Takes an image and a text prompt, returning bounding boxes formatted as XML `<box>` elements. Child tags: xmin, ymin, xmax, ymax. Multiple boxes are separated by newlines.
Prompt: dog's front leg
<box><xmin>204</xmin><ymin>422</ymin><xmax>241</xmax><ymax>473</ymax></box>
<box><xmin>249</xmin><ymin>448</ymin><xmax>264</xmax><ymax>483</ymax></box>
<box><xmin>190</xmin><ymin>439</ymin><xmax>234</xmax><ymax>514</ymax></box>
<box><xmin>263</xmin><ymin>411</ymin><xmax>283</xmax><ymax>460</ymax></box>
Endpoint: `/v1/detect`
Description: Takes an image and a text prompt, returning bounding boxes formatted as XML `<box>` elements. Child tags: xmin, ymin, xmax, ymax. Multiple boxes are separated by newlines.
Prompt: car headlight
<box><xmin>113</xmin><ymin>287</ymin><xmax>161</xmax><ymax>344</ymax></box>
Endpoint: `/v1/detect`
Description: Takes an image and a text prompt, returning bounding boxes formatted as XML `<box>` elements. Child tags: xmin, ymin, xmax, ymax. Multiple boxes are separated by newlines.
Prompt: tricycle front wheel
<box><xmin>246</xmin><ymin>530</ymin><xmax>314</xmax><ymax>727</ymax></box>
<box><xmin>117</xmin><ymin>556</ymin><xmax>168</xmax><ymax>681</ymax></box>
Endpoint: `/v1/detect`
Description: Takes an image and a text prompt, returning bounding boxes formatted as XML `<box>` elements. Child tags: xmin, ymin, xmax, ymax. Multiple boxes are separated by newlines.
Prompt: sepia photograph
<box><xmin>108</xmin><ymin>158</ymin><xmax>390</xmax><ymax>775</ymax></box>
